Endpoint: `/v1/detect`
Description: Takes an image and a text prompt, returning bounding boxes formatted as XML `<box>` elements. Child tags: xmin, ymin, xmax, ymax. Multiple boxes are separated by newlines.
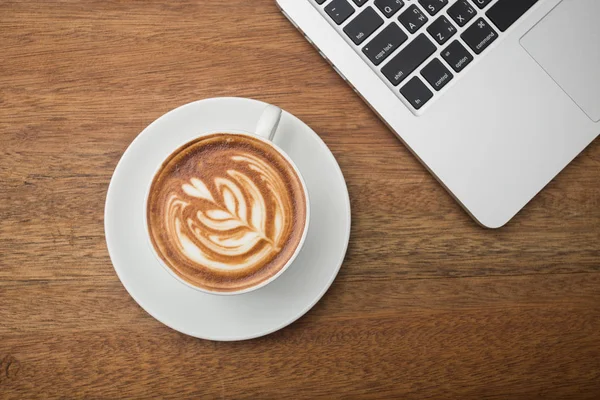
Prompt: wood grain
<box><xmin>0</xmin><ymin>1</ymin><xmax>599</xmax><ymax>398</ymax></box>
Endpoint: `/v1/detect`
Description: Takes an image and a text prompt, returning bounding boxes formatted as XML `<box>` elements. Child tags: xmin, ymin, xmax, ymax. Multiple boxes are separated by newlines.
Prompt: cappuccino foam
<box><xmin>147</xmin><ymin>133</ymin><xmax>307</xmax><ymax>292</ymax></box>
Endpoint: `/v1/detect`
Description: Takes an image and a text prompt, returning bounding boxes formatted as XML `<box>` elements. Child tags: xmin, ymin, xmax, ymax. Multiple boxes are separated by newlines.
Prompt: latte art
<box><xmin>147</xmin><ymin>134</ymin><xmax>307</xmax><ymax>292</ymax></box>
<box><xmin>168</xmin><ymin>153</ymin><xmax>289</xmax><ymax>269</ymax></box>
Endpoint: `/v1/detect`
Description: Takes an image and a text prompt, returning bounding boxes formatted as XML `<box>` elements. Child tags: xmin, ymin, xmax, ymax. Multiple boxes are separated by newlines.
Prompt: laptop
<box><xmin>276</xmin><ymin>0</ymin><xmax>600</xmax><ymax>228</ymax></box>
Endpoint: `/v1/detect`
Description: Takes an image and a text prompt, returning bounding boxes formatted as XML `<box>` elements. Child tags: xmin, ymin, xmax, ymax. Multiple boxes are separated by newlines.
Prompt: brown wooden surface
<box><xmin>1</xmin><ymin>1</ymin><xmax>599</xmax><ymax>398</ymax></box>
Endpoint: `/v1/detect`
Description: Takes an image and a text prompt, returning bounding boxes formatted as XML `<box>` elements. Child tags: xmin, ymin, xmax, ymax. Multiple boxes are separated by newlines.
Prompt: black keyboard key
<box><xmin>486</xmin><ymin>0</ymin><xmax>538</xmax><ymax>32</ymax></box>
<box><xmin>315</xmin><ymin>0</ymin><xmax>327</xmax><ymax>4</ymax></box>
<box><xmin>374</xmin><ymin>0</ymin><xmax>404</xmax><ymax>18</ymax></box>
<box><xmin>447</xmin><ymin>0</ymin><xmax>476</xmax><ymax>27</ymax></box>
<box><xmin>418</xmin><ymin>0</ymin><xmax>448</xmax><ymax>16</ymax></box>
<box><xmin>426</xmin><ymin>15</ymin><xmax>456</xmax><ymax>45</ymax></box>
<box><xmin>363</xmin><ymin>23</ymin><xmax>408</xmax><ymax>65</ymax></box>
<box><xmin>471</xmin><ymin>0</ymin><xmax>492</xmax><ymax>9</ymax></box>
<box><xmin>352</xmin><ymin>0</ymin><xmax>369</xmax><ymax>6</ymax></box>
<box><xmin>398</xmin><ymin>4</ymin><xmax>428</xmax><ymax>34</ymax></box>
<box><xmin>421</xmin><ymin>58</ymin><xmax>453</xmax><ymax>91</ymax></box>
<box><xmin>343</xmin><ymin>7</ymin><xmax>384</xmax><ymax>45</ymax></box>
<box><xmin>400</xmin><ymin>77</ymin><xmax>433</xmax><ymax>109</ymax></box>
<box><xmin>325</xmin><ymin>0</ymin><xmax>355</xmax><ymax>25</ymax></box>
<box><xmin>441</xmin><ymin>40</ymin><xmax>473</xmax><ymax>72</ymax></box>
<box><xmin>461</xmin><ymin>18</ymin><xmax>498</xmax><ymax>54</ymax></box>
<box><xmin>381</xmin><ymin>33</ymin><xmax>436</xmax><ymax>86</ymax></box>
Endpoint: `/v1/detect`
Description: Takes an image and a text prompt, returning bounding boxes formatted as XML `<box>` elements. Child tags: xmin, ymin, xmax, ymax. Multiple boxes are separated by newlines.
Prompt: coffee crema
<box><xmin>147</xmin><ymin>133</ymin><xmax>307</xmax><ymax>293</ymax></box>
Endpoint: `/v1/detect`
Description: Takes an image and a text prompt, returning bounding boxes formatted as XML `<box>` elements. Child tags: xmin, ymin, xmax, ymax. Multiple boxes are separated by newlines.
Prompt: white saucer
<box><xmin>104</xmin><ymin>97</ymin><xmax>351</xmax><ymax>341</ymax></box>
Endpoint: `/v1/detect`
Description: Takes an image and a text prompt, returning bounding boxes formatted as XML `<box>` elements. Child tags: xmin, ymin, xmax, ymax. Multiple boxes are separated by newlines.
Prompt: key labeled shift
<box><xmin>381</xmin><ymin>33</ymin><xmax>436</xmax><ymax>86</ymax></box>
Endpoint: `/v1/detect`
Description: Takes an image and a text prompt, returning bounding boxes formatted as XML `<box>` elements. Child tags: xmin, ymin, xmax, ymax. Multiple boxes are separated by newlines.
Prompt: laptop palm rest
<box><xmin>521</xmin><ymin>0</ymin><xmax>600</xmax><ymax>122</ymax></box>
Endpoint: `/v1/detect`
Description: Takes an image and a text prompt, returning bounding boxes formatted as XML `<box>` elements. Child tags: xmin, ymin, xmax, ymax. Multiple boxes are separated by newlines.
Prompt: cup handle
<box><xmin>255</xmin><ymin>105</ymin><xmax>282</xmax><ymax>142</ymax></box>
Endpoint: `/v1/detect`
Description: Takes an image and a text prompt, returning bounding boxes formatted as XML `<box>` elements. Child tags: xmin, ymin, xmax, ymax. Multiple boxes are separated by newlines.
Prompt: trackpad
<box><xmin>521</xmin><ymin>0</ymin><xmax>600</xmax><ymax>122</ymax></box>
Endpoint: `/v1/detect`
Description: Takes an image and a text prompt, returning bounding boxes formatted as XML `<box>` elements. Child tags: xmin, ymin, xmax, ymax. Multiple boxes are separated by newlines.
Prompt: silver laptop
<box><xmin>276</xmin><ymin>0</ymin><xmax>599</xmax><ymax>228</ymax></box>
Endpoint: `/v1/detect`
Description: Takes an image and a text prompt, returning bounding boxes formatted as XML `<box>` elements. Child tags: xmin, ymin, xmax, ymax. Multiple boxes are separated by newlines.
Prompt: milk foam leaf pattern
<box><xmin>177</xmin><ymin>168</ymin><xmax>278</xmax><ymax>261</ymax></box>
<box><xmin>228</xmin><ymin>170</ymin><xmax>267</xmax><ymax>235</ymax></box>
<box><xmin>196</xmin><ymin>210</ymin><xmax>245</xmax><ymax>231</ymax></box>
<box><xmin>215</xmin><ymin>177</ymin><xmax>248</xmax><ymax>222</ymax></box>
<box><xmin>206</xmin><ymin>209</ymin><xmax>231</xmax><ymax>220</ymax></box>
<box><xmin>182</xmin><ymin>178</ymin><xmax>214</xmax><ymax>201</ymax></box>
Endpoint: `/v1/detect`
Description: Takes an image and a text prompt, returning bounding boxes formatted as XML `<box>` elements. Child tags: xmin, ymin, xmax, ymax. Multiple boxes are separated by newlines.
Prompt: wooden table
<box><xmin>1</xmin><ymin>1</ymin><xmax>599</xmax><ymax>398</ymax></box>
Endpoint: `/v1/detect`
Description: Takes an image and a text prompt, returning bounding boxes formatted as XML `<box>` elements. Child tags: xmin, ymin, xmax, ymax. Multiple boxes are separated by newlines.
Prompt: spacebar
<box><xmin>486</xmin><ymin>0</ymin><xmax>538</xmax><ymax>32</ymax></box>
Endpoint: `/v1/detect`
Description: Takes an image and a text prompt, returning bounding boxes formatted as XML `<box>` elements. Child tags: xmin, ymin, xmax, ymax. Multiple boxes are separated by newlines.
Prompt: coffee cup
<box><xmin>144</xmin><ymin>105</ymin><xmax>310</xmax><ymax>295</ymax></box>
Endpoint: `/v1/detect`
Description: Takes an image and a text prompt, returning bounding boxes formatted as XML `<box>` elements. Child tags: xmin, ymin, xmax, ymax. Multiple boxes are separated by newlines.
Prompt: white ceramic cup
<box><xmin>143</xmin><ymin>105</ymin><xmax>311</xmax><ymax>296</ymax></box>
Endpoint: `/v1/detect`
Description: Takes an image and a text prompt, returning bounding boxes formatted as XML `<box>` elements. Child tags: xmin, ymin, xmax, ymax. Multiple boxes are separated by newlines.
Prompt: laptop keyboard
<box><xmin>315</xmin><ymin>0</ymin><xmax>539</xmax><ymax>112</ymax></box>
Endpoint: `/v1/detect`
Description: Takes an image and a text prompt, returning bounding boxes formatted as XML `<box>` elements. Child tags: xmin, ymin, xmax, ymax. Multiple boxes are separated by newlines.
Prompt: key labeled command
<box><xmin>461</xmin><ymin>18</ymin><xmax>497</xmax><ymax>54</ymax></box>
